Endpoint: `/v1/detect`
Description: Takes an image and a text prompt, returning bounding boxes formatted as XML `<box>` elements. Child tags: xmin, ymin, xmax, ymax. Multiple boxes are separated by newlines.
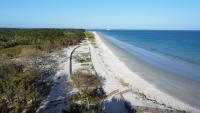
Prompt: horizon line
<box><xmin>0</xmin><ymin>27</ymin><xmax>200</xmax><ymax>31</ymax></box>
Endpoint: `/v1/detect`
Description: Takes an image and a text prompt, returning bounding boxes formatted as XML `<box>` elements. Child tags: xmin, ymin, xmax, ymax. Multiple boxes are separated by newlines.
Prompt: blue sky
<box><xmin>0</xmin><ymin>0</ymin><xmax>200</xmax><ymax>30</ymax></box>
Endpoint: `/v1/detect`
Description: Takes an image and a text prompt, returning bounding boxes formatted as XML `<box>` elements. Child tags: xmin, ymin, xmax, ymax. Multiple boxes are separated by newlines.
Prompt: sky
<box><xmin>0</xmin><ymin>0</ymin><xmax>200</xmax><ymax>30</ymax></box>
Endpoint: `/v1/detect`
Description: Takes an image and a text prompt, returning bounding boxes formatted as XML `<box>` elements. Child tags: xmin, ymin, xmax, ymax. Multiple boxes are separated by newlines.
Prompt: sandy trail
<box><xmin>37</xmin><ymin>47</ymin><xmax>75</xmax><ymax>113</ymax></box>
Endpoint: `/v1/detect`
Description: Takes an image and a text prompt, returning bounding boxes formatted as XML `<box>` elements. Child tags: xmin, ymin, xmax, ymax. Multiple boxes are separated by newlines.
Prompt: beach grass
<box><xmin>85</xmin><ymin>31</ymin><xmax>98</xmax><ymax>48</ymax></box>
<box><xmin>71</xmin><ymin>70</ymin><xmax>103</xmax><ymax>89</ymax></box>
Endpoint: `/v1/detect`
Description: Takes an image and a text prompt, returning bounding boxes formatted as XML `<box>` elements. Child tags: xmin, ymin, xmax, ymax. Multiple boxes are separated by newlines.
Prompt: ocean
<box><xmin>96</xmin><ymin>30</ymin><xmax>200</xmax><ymax>81</ymax></box>
<box><xmin>95</xmin><ymin>30</ymin><xmax>200</xmax><ymax>109</ymax></box>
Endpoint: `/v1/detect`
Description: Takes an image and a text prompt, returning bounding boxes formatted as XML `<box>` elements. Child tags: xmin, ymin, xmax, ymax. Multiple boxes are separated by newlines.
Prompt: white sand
<box><xmin>90</xmin><ymin>32</ymin><xmax>199</xmax><ymax>113</ymax></box>
<box><xmin>37</xmin><ymin>47</ymin><xmax>76</xmax><ymax>113</ymax></box>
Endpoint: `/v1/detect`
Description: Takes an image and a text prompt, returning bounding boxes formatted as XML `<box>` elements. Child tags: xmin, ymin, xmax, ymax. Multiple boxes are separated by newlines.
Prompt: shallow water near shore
<box><xmin>95</xmin><ymin>31</ymin><xmax>200</xmax><ymax>110</ymax></box>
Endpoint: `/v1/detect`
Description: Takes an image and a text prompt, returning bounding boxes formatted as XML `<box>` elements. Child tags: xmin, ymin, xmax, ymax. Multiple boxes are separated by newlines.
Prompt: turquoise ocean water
<box><xmin>95</xmin><ymin>30</ymin><xmax>200</xmax><ymax>109</ymax></box>
<box><xmin>97</xmin><ymin>30</ymin><xmax>200</xmax><ymax>81</ymax></box>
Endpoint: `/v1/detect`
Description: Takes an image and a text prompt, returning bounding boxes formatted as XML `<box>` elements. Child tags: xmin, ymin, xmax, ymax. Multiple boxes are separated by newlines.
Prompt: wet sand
<box><xmin>94</xmin><ymin>32</ymin><xmax>200</xmax><ymax>112</ymax></box>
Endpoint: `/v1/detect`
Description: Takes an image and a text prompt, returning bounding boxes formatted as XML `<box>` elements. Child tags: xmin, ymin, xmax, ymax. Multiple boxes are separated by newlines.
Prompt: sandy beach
<box><xmin>90</xmin><ymin>32</ymin><xmax>200</xmax><ymax>113</ymax></box>
<box><xmin>36</xmin><ymin>32</ymin><xmax>199</xmax><ymax>113</ymax></box>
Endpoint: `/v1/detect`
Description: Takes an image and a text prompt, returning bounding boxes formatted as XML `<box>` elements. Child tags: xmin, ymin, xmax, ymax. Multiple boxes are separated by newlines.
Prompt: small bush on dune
<box><xmin>85</xmin><ymin>32</ymin><xmax>94</xmax><ymax>40</ymax></box>
<box><xmin>71</xmin><ymin>70</ymin><xmax>103</xmax><ymax>90</ymax></box>
<box><xmin>86</xmin><ymin>31</ymin><xmax>97</xmax><ymax>48</ymax></box>
<box><xmin>0</xmin><ymin>63</ymin><xmax>19</xmax><ymax>79</ymax></box>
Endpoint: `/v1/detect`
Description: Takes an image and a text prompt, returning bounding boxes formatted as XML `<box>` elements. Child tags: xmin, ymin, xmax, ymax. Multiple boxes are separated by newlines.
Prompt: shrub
<box><xmin>85</xmin><ymin>32</ymin><xmax>94</xmax><ymax>40</ymax></box>
<box><xmin>0</xmin><ymin>63</ymin><xmax>45</xmax><ymax>113</ymax></box>
<box><xmin>0</xmin><ymin>28</ymin><xmax>86</xmax><ymax>57</ymax></box>
<box><xmin>71</xmin><ymin>70</ymin><xmax>103</xmax><ymax>90</ymax></box>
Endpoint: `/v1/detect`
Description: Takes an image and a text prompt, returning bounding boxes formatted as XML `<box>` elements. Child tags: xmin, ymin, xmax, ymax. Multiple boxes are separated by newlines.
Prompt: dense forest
<box><xmin>0</xmin><ymin>28</ymin><xmax>85</xmax><ymax>57</ymax></box>
<box><xmin>0</xmin><ymin>28</ymin><xmax>85</xmax><ymax>113</ymax></box>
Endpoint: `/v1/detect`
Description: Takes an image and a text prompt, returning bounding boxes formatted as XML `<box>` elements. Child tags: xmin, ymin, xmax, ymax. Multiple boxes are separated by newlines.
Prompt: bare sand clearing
<box><xmin>90</xmin><ymin>32</ymin><xmax>199</xmax><ymax>113</ymax></box>
<box><xmin>37</xmin><ymin>47</ymin><xmax>76</xmax><ymax>113</ymax></box>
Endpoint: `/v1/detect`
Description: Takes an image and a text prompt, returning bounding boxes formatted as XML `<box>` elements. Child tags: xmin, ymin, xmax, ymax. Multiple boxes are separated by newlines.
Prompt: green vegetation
<box><xmin>0</xmin><ymin>28</ymin><xmax>86</xmax><ymax>112</ymax></box>
<box><xmin>68</xmin><ymin>70</ymin><xmax>104</xmax><ymax>113</ymax></box>
<box><xmin>74</xmin><ymin>52</ymin><xmax>90</xmax><ymax>63</ymax></box>
<box><xmin>0</xmin><ymin>63</ymin><xmax>52</xmax><ymax>113</ymax></box>
<box><xmin>0</xmin><ymin>28</ymin><xmax>85</xmax><ymax>57</ymax></box>
<box><xmin>85</xmin><ymin>32</ymin><xmax>94</xmax><ymax>40</ymax></box>
<box><xmin>71</xmin><ymin>70</ymin><xmax>102</xmax><ymax>90</ymax></box>
<box><xmin>85</xmin><ymin>32</ymin><xmax>97</xmax><ymax>48</ymax></box>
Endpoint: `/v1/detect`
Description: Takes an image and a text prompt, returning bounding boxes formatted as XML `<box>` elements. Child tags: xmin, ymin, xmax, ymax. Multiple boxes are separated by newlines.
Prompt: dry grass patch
<box><xmin>71</xmin><ymin>70</ymin><xmax>103</xmax><ymax>90</ymax></box>
<box><xmin>73</xmin><ymin>52</ymin><xmax>90</xmax><ymax>63</ymax></box>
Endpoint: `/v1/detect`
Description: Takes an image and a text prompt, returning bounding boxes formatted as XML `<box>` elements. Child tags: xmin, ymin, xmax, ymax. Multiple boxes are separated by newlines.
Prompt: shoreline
<box><xmin>91</xmin><ymin>32</ymin><xmax>200</xmax><ymax>112</ymax></box>
<box><xmin>98</xmin><ymin>32</ymin><xmax>200</xmax><ymax>81</ymax></box>
<box><xmin>97</xmin><ymin>31</ymin><xmax>200</xmax><ymax>108</ymax></box>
